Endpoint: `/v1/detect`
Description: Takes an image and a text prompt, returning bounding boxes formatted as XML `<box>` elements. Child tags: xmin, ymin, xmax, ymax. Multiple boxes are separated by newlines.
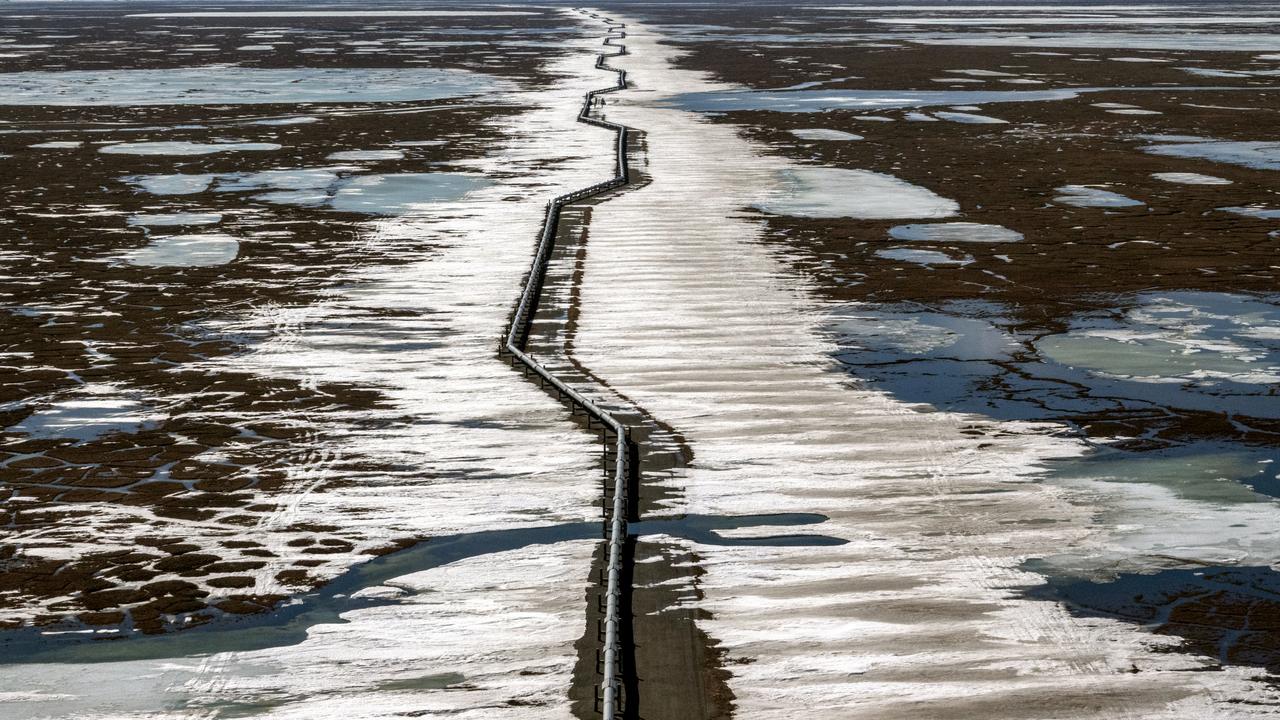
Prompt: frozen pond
<box><xmin>124</xmin><ymin>173</ymin><xmax>217</xmax><ymax>195</ymax></box>
<box><xmin>126</xmin><ymin>10</ymin><xmax>538</xmax><ymax>17</ymax></box>
<box><xmin>251</xmin><ymin>116</ymin><xmax>320</xmax><ymax>126</ymax></box>
<box><xmin>873</xmin><ymin>16</ymin><xmax>1280</xmax><ymax>26</ymax></box>
<box><xmin>127</xmin><ymin>212</ymin><xmax>223</xmax><ymax>226</ymax></box>
<box><xmin>0</xmin><ymin>6</ymin><xmax>612</xmax><ymax>720</ymax></box>
<box><xmin>665</xmin><ymin>85</ymin><xmax>1259</xmax><ymax>113</ymax></box>
<box><xmin>669</xmin><ymin>86</ymin><xmax>1086</xmax><ymax>112</ymax></box>
<box><xmin>1221</xmin><ymin>206</ymin><xmax>1280</xmax><ymax>219</ymax></box>
<box><xmin>1037</xmin><ymin>292</ymin><xmax>1280</xmax><ymax>401</ymax></box>
<box><xmin>888</xmin><ymin>221</ymin><xmax>1023</xmax><ymax>243</ymax></box>
<box><xmin>7</xmin><ymin>4</ymin><xmax>1280</xmax><ymax>717</ymax></box>
<box><xmin>753</xmin><ymin>167</ymin><xmax>958</xmax><ymax>219</ymax></box>
<box><xmin>1054</xmin><ymin>184</ymin><xmax>1144</xmax><ymax>208</ymax></box>
<box><xmin>1050</xmin><ymin>442</ymin><xmax>1280</xmax><ymax>504</ymax></box>
<box><xmin>326</xmin><ymin>149</ymin><xmax>406</xmax><ymax>161</ymax></box>
<box><xmin>126</xmin><ymin>169</ymin><xmax>492</xmax><ymax>216</ymax></box>
<box><xmin>831</xmin><ymin>292</ymin><xmax>1280</xmax><ymax>424</ymax></box>
<box><xmin>910</xmin><ymin>31</ymin><xmax>1280</xmax><ymax>52</ymax></box>
<box><xmin>1143</xmin><ymin>138</ymin><xmax>1280</xmax><ymax>171</ymax></box>
<box><xmin>0</xmin><ymin>67</ymin><xmax>510</xmax><ymax>106</ymax></box>
<box><xmin>119</xmin><ymin>233</ymin><xmax>240</xmax><ymax>266</ymax></box>
<box><xmin>875</xmin><ymin>247</ymin><xmax>972</xmax><ymax>265</ymax></box>
<box><xmin>789</xmin><ymin>128</ymin><xmax>863</xmax><ymax>141</ymax></box>
<box><xmin>932</xmin><ymin>110</ymin><xmax>1008</xmax><ymax>124</ymax></box>
<box><xmin>331</xmin><ymin>174</ymin><xmax>490</xmax><ymax>215</ymax></box>
<box><xmin>101</xmin><ymin>141</ymin><xmax>281</xmax><ymax>156</ymax></box>
<box><xmin>1151</xmin><ymin>172</ymin><xmax>1232</xmax><ymax>185</ymax></box>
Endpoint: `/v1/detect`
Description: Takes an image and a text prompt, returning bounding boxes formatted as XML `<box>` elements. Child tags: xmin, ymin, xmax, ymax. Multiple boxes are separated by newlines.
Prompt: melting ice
<box><xmin>754</xmin><ymin>167</ymin><xmax>958</xmax><ymax>219</ymax></box>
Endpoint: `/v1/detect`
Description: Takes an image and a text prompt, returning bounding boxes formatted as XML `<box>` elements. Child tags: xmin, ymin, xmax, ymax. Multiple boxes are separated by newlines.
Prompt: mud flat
<box><xmin>565</xmin><ymin>5</ymin><xmax>1280</xmax><ymax>717</ymax></box>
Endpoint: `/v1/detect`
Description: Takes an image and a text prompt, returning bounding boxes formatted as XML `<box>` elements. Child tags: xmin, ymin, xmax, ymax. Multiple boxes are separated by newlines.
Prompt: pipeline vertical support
<box><xmin>501</xmin><ymin>13</ymin><xmax>634</xmax><ymax>719</ymax></box>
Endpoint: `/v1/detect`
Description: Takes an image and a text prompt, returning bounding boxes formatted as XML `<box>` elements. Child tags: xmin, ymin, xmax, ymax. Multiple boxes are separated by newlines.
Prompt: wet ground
<box><xmin>1</xmin><ymin>3</ymin><xmax>618</xmax><ymax>716</ymax></box>
<box><xmin>3</xmin><ymin>1</ymin><xmax>1280</xmax><ymax>719</ymax></box>
<box><xmin>0</xmin><ymin>1</ymin><xmax>585</xmax><ymax>635</ymax></box>
<box><xmin>611</xmin><ymin>2</ymin><xmax>1280</xmax><ymax>713</ymax></box>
